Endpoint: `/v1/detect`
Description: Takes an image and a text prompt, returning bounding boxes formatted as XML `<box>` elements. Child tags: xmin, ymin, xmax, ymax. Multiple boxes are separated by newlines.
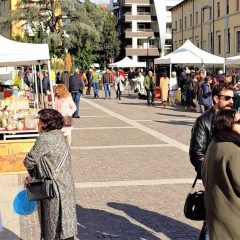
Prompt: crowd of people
<box><xmin>21</xmin><ymin>65</ymin><xmax>240</xmax><ymax>240</ymax></box>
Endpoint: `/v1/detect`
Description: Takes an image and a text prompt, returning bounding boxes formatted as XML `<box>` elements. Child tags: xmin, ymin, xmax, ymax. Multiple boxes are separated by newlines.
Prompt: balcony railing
<box><xmin>125</xmin><ymin>11</ymin><xmax>150</xmax><ymax>15</ymax></box>
<box><xmin>125</xmin><ymin>28</ymin><xmax>153</xmax><ymax>32</ymax></box>
<box><xmin>126</xmin><ymin>45</ymin><xmax>158</xmax><ymax>49</ymax></box>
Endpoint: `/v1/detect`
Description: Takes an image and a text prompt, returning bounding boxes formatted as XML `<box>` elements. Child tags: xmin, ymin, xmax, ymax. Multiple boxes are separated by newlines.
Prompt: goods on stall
<box><xmin>0</xmin><ymin>96</ymin><xmax>38</xmax><ymax>131</ymax></box>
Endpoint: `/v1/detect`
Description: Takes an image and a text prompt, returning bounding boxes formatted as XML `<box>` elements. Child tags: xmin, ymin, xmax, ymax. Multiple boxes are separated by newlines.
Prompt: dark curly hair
<box><xmin>212</xmin><ymin>83</ymin><xmax>234</xmax><ymax>104</ymax></box>
<box><xmin>38</xmin><ymin>109</ymin><xmax>64</xmax><ymax>132</ymax></box>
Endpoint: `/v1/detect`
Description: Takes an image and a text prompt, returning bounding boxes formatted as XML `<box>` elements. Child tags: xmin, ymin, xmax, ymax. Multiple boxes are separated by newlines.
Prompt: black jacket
<box><xmin>69</xmin><ymin>73</ymin><xmax>84</xmax><ymax>92</ymax></box>
<box><xmin>189</xmin><ymin>107</ymin><xmax>215</xmax><ymax>175</ymax></box>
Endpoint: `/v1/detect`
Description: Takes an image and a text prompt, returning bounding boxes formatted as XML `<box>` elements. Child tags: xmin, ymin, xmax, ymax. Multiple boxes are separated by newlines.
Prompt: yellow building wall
<box><xmin>171</xmin><ymin>0</ymin><xmax>240</xmax><ymax>58</ymax></box>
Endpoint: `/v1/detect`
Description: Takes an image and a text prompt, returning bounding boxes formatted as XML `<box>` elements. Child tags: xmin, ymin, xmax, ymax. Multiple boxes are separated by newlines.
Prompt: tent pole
<box><xmin>47</xmin><ymin>60</ymin><xmax>55</xmax><ymax>109</ymax></box>
<box><xmin>39</xmin><ymin>65</ymin><xmax>44</xmax><ymax>109</ymax></box>
<box><xmin>224</xmin><ymin>63</ymin><xmax>226</xmax><ymax>73</ymax></box>
<box><xmin>33</xmin><ymin>65</ymin><xmax>39</xmax><ymax>109</ymax></box>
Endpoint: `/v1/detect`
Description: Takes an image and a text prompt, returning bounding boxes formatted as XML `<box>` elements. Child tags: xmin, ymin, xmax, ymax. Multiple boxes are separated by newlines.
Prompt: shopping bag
<box><xmin>176</xmin><ymin>88</ymin><xmax>181</xmax><ymax>102</ymax></box>
<box><xmin>13</xmin><ymin>189</ymin><xmax>37</xmax><ymax>215</ymax></box>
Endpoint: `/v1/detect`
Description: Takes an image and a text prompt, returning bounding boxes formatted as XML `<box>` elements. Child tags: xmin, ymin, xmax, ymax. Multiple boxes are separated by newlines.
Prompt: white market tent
<box><xmin>109</xmin><ymin>56</ymin><xmax>146</xmax><ymax>68</ymax></box>
<box><xmin>154</xmin><ymin>40</ymin><xmax>225</xmax><ymax>75</ymax></box>
<box><xmin>226</xmin><ymin>55</ymin><xmax>240</xmax><ymax>65</ymax></box>
<box><xmin>0</xmin><ymin>35</ymin><xmax>54</xmax><ymax>107</ymax></box>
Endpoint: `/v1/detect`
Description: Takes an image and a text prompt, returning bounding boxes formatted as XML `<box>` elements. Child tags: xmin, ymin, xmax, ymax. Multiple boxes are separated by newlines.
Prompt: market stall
<box><xmin>109</xmin><ymin>57</ymin><xmax>146</xmax><ymax>68</ymax></box>
<box><xmin>154</xmin><ymin>40</ymin><xmax>225</xmax><ymax>76</ymax></box>
<box><xmin>0</xmin><ymin>35</ymin><xmax>51</xmax><ymax>173</ymax></box>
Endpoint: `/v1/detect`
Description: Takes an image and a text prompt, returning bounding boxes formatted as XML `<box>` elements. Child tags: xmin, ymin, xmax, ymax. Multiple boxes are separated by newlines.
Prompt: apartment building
<box><xmin>171</xmin><ymin>0</ymin><xmax>240</xmax><ymax>58</ymax></box>
<box><xmin>110</xmin><ymin>0</ymin><xmax>181</xmax><ymax>68</ymax></box>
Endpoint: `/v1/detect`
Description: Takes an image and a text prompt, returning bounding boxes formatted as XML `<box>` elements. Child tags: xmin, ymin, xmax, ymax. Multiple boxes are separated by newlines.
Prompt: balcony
<box><xmin>126</xmin><ymin>45</ymin><xmax>159</xmax><ymax>56</ymax></box>
<box><xmin>124</xmin><ymin>12</ymin><xmax>151</xmax><ymax>22</ymax></box>
<box><xmin>125</xmin><ymin>28</ymin><xmax>154</xmax><ymax>38</ymax></box>
<box><xmin>124</xmin><ymin>0</ymin><xmax>150</xmax><ymax>5</ymax></box>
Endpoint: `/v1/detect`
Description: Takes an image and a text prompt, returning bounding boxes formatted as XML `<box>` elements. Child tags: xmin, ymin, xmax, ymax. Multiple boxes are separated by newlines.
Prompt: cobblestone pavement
<box><xmin>1</xmin><ymin>89</ymin><xmax>203</xmax><ymax>240</ymax></box>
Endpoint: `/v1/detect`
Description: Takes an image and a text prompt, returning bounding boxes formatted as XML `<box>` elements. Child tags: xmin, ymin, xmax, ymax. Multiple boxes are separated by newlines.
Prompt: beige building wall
<box><xmin>171</xmin><ymin>0</ymin><xmax>240</xmax><ymax>58</ymax></box>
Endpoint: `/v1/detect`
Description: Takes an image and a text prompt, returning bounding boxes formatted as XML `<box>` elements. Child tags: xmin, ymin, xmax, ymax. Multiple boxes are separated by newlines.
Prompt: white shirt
<box><xmin>169</xmin><ymin>77</ymin><xmax>178</xmax><ymax>91</ymax></box>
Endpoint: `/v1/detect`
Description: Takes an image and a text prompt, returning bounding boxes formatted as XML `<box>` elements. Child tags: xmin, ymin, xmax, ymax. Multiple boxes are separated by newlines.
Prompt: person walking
<box><xmin>54</xmin><ymin>84</ymin><xmax>76</xmax><ymax>145</ymax></box>
<box><xmin>144</xmin><ymin>70</ymin><xmax>156</xmax><ymax>106</ymax></box>
<box><xmin>160</xmin><ymin>72</ymin><xmax>170</xmax><ymax>107</ymax></box>
<box><xmin>189</xmin><ymin>83</ymin><xmax>234</xmax><ymax>240</ymax></box>
<box><xmin>169</xmin><ymin>71</ymin><xmax>178</xmax><ymax>106</ymax></box>
<box><xmin>102</xmin><ymin>68</ymin><xmax>112</xmax><ymax>99</ymax></box>
<box><xmin>200</xmin><ymin>76</ymin><xmax>213</xmax><ymax>112</ymax></box>
<box><xmin>24</xmin><ymin>109</ymin><xmax>77</xmax><ymax>240</ymax></box>
<box><xmin>42</xmin><ymin>71</ymin><xmax>51</xmax><ymax>108</ymax></box>
<box><xmin>136</xmin><ymin>71</ymin><xmax>145</xmax><ymax>96</ymax></box>
<box><xmin>202</xmin><ymin>109</ymin><xmax>240</xmax><ymax>239</ymax></box>
<box><xmin>114</xmin><ymin>70</ymin><xmax>125</xmax><ymax>100</ymax></box>
<box><xmin>69</xmin><ymin>68</ymin><xmax>84</xmax><ymax>118</ymax></box>
<box><xmin>86</xmin><ymin>68</ymin><xmax>92</xmax><ymax>95</ymax></box>
<box><xmin>91</xmin><ymin>68</ymin><xmax>100</xmax><ymax>98</ymax></box>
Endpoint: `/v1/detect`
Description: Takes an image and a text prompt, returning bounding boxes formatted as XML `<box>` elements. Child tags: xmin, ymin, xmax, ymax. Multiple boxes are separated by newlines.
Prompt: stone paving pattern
<box><xmin>1</xmin><ymin>89</ymin><xmax>203</xmax><ymax>240</ymax></box>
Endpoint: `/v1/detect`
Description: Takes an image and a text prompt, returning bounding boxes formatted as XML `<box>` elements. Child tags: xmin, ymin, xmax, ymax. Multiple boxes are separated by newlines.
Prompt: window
<box><xmin>184</xmin><ymin>16</ymin><xmax>187</xmax><ymax>28</ymax></box>
<box><xmin>227</xmin><ymin>28</ymin><xmax>230</xmax><ymax>53</ymax></box>
<box><xmin>175</xmin><ymin>20</ymin><xmax>177</xmax><ymax>31</ymax></box>
<box><xmin>190</xmin><ymin>14</ymin><xmax>193</xmax><ymax>27</ymax></box>
<box><xmin>218</xmin><ymin>34</ymin><xmax>221</xmax><ymax>54</ymax></box>
<box><xmin>180</xmin><ymin>19</ymin><xmax>182</xmax><ymax>30</ymax></box>
<box><xmin>237</xmin><ymin>31</ymin><xmax>240</xmax><ymax>52</ymax></box>
<box><xmin>217</xmin><ymin>2</ymin><xmax>220</xmax><ymax>17</ymax></box>
<box><xmin>196</xmin><ymin>11</ymin><xmax>198</xmax><ymax>25</ymax></box>
<box><xmin>237</xmin><ymin>0</ymin><xmax>240</xmax><ymax>11</ymax></box>
<box><xmin>226</xmin><ymin>0</ymin><xmax>229</xmax><ymax>14</ymax></box>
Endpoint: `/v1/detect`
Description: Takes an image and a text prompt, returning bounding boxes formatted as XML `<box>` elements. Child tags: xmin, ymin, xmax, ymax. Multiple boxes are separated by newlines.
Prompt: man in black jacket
<box><xmin>69</xmin><ymin>68</ymin><xmax>84</xmax><ymax>118</ymax></box>
<box><xmin>189</xmin><ymin>82</ymin><xmax>234</xmax><ymax>240</ymax></box>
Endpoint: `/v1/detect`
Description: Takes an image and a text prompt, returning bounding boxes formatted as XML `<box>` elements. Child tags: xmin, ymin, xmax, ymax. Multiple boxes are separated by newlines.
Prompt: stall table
<box><xmin>0</xmin><ymin>129</ymin><xmax>38</xmax><ymax>173</ymax></box>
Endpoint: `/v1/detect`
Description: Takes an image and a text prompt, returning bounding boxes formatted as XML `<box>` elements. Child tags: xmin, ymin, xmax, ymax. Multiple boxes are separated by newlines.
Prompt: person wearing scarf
<box><xmin>202</xmin><ymin>109</ymin><xmax>240</xmax><ymax>239</ymax></box>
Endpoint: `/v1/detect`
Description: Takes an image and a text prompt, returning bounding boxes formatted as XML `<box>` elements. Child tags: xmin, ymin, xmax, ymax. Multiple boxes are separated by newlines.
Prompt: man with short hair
<box><xmin>69</xmin><ymin>68</ymin><xmax>84</xmax><ymax>118</ymax></box>
<box><xmin>190</xmin><ymin>83</ymin><xmax>234</xmax><ymax>240</ymax></box>
<box><xmin>101</xmin><ymin>68</ymin><xmax>112</xmax><ymax>99</ymax></box>
<box><xmin>143</xmin><ymin>70</ymin><xmax>156</xmax><ymax>106</ymax></box>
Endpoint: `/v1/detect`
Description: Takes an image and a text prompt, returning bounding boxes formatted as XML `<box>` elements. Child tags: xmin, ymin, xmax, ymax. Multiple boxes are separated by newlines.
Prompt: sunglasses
<box><xmin>218</xmin><ymin>95</ymin><xmax>236</xmax><ymax>101</ymax></box>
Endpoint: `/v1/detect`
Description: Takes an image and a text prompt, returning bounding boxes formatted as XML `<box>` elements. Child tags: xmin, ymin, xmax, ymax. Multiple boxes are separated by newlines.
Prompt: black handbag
<box><xmin>26</xmin><ymin>149</ymin><xmax>68</xmax><ymax>201</ymax></box>
<box><xmin>26</xmin><ymin>178</ymin><xmax>55</xmax><ymax>201</ymax></box>
<box><xmin>184</xmin><ymin>174</ymin><xmax>205</xmax><ymax>221</ymax></box>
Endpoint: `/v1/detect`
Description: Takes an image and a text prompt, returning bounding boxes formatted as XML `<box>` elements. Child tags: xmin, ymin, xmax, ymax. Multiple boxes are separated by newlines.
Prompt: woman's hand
<box><xmin>23</xmin><ymin>175</ymin><xmax>32</xmax><ymax>188</ymax></box>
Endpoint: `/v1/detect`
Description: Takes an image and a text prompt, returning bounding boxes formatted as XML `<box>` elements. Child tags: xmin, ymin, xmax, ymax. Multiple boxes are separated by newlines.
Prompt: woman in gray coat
<box><xmin>202</xmin><ymin>109</ymin><xmax>240</xmax><ymax>239</ymax></box>
<box><xmin>24</xmin><ymin>109</ymin><xmax>77</xmax><ymax>240</ymax></box>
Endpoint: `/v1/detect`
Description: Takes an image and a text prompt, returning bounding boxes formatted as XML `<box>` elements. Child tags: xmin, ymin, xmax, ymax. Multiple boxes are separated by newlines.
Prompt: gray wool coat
<box><xmin>24</xmin><ymin>129</ymin><xmax>77</xmax><ymax>240</ymax></box>
<box><xmin>202</xmin><ymin>141</ymin><xmax>240</xmax><ymax>240</ymax></box>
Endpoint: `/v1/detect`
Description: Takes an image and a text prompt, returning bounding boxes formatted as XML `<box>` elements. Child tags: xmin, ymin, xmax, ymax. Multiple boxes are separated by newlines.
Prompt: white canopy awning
<box><xmin>0</xmin><ymin>35</ymin><xmax>50</xmax><ymax>67</ymax></box>
<box><xmin>154</xmin><ymin>40</ymin><xmax>225</xmax><ymax>65</ymax></box>
<box><xmin>226</xmin><ymin>55</ymin><xmax>240</xmax><ymax>65</ymax></box>
<box><xmin>109</xmin><ymin>57</ymin><xmax>146</xmax><ymax>68</ymax></box>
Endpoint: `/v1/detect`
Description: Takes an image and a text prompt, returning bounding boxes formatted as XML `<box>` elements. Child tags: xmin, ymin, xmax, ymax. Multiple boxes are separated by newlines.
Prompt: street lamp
<box><xmin>201</xmin><ymin>5</ymin><xmax>211</xmax><ymax>49</ymax></box>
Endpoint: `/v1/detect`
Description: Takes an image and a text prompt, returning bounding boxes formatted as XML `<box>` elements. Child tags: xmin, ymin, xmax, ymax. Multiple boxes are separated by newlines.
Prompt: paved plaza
<box><xmin>0</xmin><ymin>89</ymin><xmax>204</xmax><ymax>239</ymax></box>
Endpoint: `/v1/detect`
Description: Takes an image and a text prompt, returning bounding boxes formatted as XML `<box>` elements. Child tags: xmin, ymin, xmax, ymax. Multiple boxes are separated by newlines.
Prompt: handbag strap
<box><xmin>41</xmin><ymin>148</ymin><xmax>69</xmax><ymax>179</ymax></box>
<box><xmin>191</xmin><ymin>174</ymin><xmax>199</xmax><ymax>189</ymax></box>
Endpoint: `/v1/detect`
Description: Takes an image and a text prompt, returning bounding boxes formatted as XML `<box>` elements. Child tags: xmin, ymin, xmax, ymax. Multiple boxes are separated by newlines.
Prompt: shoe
<box><xmin>119</xmin><ymin>98</ymin><xmax>121</xmax><ymax>100</ymax></box>
<box><xmin>76</xmin><ymin>116</ymin><xmax>80</xmax><ymax>118</ymax></box>
<box><xmin>116</xmin><ymin>96</ymin><xmax>118</xmax><ymax>99</ymax></box>
<box><xmin>151</xmin><ymin>102</ymin><xmax>155</xmax><ymax>106</ymax></box>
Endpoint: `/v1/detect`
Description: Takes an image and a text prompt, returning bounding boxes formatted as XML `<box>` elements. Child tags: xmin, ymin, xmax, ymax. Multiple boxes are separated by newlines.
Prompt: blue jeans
<box><xmin>92</xmin><ymin>82</ymin><xmax>99</xmax><ymax>97</ymax></box>
<box><xmin>104</xmin><ymin>83</ymin><xmax>111</xmax><ymax>98</ymax></box>
<box><xmin>71</xmin><ymin>91</ymin><xmax>80</xmax><ymax>117</ymax></box>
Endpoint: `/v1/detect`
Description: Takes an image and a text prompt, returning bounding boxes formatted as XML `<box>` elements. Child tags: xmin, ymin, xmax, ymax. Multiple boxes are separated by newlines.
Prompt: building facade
<box><xmin>171</xmin><ymin>0</ymin><xmax>240</xmax><ymax>58</ymax></box>
<box><xmin>110</xmin><ymin>0</ymin><xmax>181</xmax><ymax>68</ymax></box>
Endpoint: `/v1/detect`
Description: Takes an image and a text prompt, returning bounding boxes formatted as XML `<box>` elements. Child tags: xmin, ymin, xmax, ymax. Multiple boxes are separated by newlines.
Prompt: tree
<box><xmin>0</xmin><ymin>0</ymin><xmax>121</xmax><ymax>69</ymax></box>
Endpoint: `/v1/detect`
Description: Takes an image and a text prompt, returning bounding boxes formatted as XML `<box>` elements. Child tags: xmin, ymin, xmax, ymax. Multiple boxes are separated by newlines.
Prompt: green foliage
<box><xmin>0</xmin><ymin>0</ymin><xmax>120</xmax><ymax>69</ymax></box>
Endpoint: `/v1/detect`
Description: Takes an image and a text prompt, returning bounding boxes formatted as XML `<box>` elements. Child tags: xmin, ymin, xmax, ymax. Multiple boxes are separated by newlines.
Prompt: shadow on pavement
<box><xmin>76</xmin><ymin>204</ymin><xmax>159</xmax><ymax>239</ymax></box>
<box><xmin>107</xmin><ymin>202</ymin><xmax>200</xmax><ymax>239</ymax></box>
<box><xmin>0</xmin><ymin>228</ymin><xmax>21</xmax><ymax>240</ymax></box>
<box><xmin>155</xmin><ymin>112</ymin><xmax>197</xmax><ymax>118</ymax></box>
<box><xmin>154</xmin><ymin>120</ymin><xmax>194</xmax><ymax>126</ymax></box>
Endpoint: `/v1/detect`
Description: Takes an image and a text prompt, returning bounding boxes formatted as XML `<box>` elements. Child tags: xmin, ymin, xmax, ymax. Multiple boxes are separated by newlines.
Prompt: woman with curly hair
<box><xmin>24</xmin><ymin>109</ymin><xmax>77</xmax><ymax>240</ymax></box>
<box><xmin>54</xmin><ymin>84</ymin><xmax>76</xmax><ymax>145</ymax></box>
